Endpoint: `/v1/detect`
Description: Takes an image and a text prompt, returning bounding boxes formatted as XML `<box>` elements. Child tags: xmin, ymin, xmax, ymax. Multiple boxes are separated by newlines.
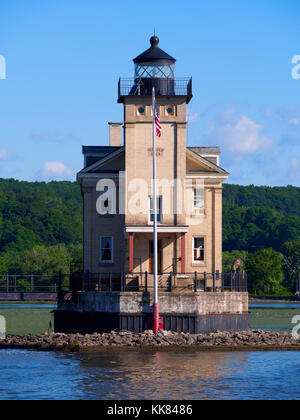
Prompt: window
<box><xmin>137</xmin><ymin>106</ymin><xmax>146</xmax><ymax>115</ymax></box>
<box><xmin>193</xmin><ymin>188</ymin><xmax>204</xmax><ymax>210</ymax></box>
<box><xmin>150</xmin><ymin>196</ymin><xmax>162</xmax><ymax>223</ymax></box>
<box><xmin>165</xmin><ymin>105</ymin><xmax>175</xmax><ymax>116</ymax></box>
<box><xmin>100</xmin><ymin>237</ymin><xmax>114</xmax><ymax>263</ymax></box>
<box><xmin>193</xmin><ymin>237</ymin><xmax>204</xmax><ymax>262</ymax></box>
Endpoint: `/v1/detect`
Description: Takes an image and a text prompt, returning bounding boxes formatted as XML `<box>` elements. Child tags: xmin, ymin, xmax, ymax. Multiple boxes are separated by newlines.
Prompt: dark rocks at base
<box><xmin>0</xmin><ymin>330</ymin><xmax>300</xmax><ymax>352</ymax></box>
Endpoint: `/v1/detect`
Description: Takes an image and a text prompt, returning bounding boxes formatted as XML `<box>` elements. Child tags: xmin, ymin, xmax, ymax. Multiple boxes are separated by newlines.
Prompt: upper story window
<box><xmin>149</xmin><ymin>196</ymin><xmax>162</xmax><ymax>224</ymax></box>
<box><xmin>165</xmin><ymin>105</ymin><xmax>175</xmax><ymax>116</ymax></box>
<box><xmin>100</xmin><ymin>237</ymin><xmax>114</xmax><ymax>263</ymax></box>
<box><xmin>193</xmin><ymin>237</ymin><xmax>205</xmax><ymax>263</ymax></box>
<box><xmin>137</xmin><ymin>106</ymin><xmax>146</xmax><ymax>116</ymax></box>
<box><xmin>193</xmin><ymin>188</ymin><xmax>205</xmax><ymax>210</ymax></box>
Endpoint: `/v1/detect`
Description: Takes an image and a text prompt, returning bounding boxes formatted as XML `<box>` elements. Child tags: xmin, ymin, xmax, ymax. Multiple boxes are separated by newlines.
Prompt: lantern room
<box><xmin>118</xmin><ymin>36</ymin><xmax>192</xmax><ymax>102</ymax></box>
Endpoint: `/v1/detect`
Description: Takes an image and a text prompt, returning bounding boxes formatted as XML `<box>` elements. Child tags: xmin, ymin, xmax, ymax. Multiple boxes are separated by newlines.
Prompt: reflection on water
<box><xmin>77</xmin><ymin>351</ymin><xmax>249</xmax><ymax>400</ymax></box>
<box><xmin>0</xmin><ymin>349</ymin><xmax>299</xmax><ymax>400</ymax></box>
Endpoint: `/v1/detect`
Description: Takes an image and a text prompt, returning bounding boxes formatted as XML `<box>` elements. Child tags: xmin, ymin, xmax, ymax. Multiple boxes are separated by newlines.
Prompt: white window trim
<box><xmin>148</xmin><ymin>196</ymin><xmax>163</xmax><ymax>225</ymax></box>
<box><xmin>192</xmin><ymin>236</ymin><xmax>205</xmax><ymax>264</ymax></box>
<box><xmin>137</xmin><ymin>105</ymin><xmax>146</xmax><ymax>116</ymax></box>
<box><xmin>100</xmin><ymin>236</ymin><xmax>114</xmax><ymax>264</ymax></box>
<box><xmin>165</xmin><ymin>105</ymin><xmax>176</xmax><ymax>117</ymax></box>
<box><xmin>192</xmin><ymin>188</ymin><xmax>205</xmax><ymax>211</ymax></box>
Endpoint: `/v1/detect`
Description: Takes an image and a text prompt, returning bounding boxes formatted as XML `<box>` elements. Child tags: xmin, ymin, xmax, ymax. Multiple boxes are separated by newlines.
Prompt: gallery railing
<box><xmin>118</xmin><ymin>77</ymin><xmax>192</xmax><ymax>99</ymax></box>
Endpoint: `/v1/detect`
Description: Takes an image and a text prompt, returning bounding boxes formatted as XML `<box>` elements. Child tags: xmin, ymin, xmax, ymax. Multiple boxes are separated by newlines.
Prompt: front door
<box><xmin>149</xmin><ymin>240</ymin><xmax>162</xmax><ymax>274</ymax></box>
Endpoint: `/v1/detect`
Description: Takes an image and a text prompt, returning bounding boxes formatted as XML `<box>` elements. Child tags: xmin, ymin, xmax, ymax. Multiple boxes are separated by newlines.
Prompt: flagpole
<box><xmin>152</xmin><ymin>86</ymin><xmax>159</xmax><ymax>333</ymax></box>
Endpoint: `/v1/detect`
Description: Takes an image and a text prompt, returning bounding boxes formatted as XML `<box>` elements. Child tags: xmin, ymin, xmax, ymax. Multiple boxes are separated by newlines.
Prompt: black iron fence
<box><xmin>0</xmin><ymin>271</ymin><xmax>247</xmax><ymax>294</ymax></box>
<box><xmin>79</xmin><ymin>271</ymin><xmax>247</xmax><ymax>293</ymax></box>
<box><xmin>0</xmin><ymin>273</ymin><xmax>67</xmax><ymax>293</ymax></box>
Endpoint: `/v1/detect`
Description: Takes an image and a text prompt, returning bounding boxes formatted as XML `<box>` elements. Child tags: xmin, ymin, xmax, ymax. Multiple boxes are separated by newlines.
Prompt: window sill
<box><xmin>190</xmin><ymin>213</ymin><xmax>206</xmax><ymax>218</ymax></box>
<box><xmin>192</xmin><ymin>262</ymin><xmax>206</xmax><ymax>267</ymax></box>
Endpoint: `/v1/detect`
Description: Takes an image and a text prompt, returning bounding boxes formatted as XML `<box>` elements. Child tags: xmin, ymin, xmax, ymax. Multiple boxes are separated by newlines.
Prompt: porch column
<box><xmin>129</xmin><ymin>233</ymin><xmax>134</xmax><ymax>273</ymax></box>
<box><xmin>181</xmin><ymin>233</ymin><xmax>186</xmax><ymax>274</ymax></box>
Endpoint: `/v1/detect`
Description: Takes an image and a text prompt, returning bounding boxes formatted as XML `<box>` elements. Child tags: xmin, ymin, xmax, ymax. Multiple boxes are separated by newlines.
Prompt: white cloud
<box><xmin>291</xmin><ymin>158</ymin><xmax>299</xmax><ymax>170</ymax></box>
<box><xmin>187</xmin><ymin>110</ymin><xmax>198</xmax><ymax>123</ymax></box>
<box><xmin>288</xmin><ymin>118</ymin><xmax>300</xmax><ymax>126</ymax></box>
<box><xmin>32</xmin><ymin>130</ymin><xmax>80</xmax><ymax>144</ymax></box>
<box><xmin>209</xmin><ymin>113</ymin><xmax>272</xmax><ymax>154</ymax></box>
<box><xmin>41</xmin><ymin>162</ymin><xmax>73</xmax><ymax>180</ymax></box>
<box><xmin>0</xmin><ymin>149</ymin><xmax>9</xmax><ymax>161</ymax></box>
<box><xmin>220</xmin><ymin>108</ymin><xmax>237</xmax><ymax>121</ymax></box>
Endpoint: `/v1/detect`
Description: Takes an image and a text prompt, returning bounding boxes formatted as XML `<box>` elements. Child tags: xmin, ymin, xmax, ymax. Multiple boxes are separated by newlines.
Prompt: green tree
<box><xmin>69</xmin><ymin>243</ymin><xmax>83</xmax><ymax>273</ymax></box>
<box><xmin>245</xmin><ymin>248</ymin><xmax>283</xmax><ymax>295</ymax></box>
<box><xmin>282</xmin><ymin>241</ymin><xmax>300</xmax><ymax>292</ymax></box>
<box><xmin>0</xmin><ymin>255</ymin><xmax>7</xmax><ymax>274</ymax></box>
<box><xmin>20</xmin><ymin>244</ymin><xmax>71</xmax><ymax>275</ymax></box>
<box><xmin>222</xmin><ymin>250</ymin><xmax>248</xmax><ymax>273</ymax></box>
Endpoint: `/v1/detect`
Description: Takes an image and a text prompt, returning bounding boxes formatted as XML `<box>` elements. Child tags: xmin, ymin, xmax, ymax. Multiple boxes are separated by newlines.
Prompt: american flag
<box><xmin>155</xmin><ymin>105</ymin><xmax>162</xmax><ymax>138</ymax></box>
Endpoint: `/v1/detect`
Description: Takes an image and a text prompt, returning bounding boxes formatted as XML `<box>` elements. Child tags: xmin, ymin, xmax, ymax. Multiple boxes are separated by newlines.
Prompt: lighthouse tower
<box><xmin>119</xmin><ymin>37</ymin><xmax>193</xmax><ymax>239</ymax></box>
<box><xmin>54</xmin><ymin>35</ymin><xmax>249</xmax><ymax>335</ymax></box>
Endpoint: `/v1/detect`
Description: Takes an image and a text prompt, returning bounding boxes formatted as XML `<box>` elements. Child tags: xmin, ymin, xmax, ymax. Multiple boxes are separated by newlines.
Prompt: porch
<box><xmin>126</xmin><ymin>227</ymin><xmax>189</xmax><ymax>275</ymax></box>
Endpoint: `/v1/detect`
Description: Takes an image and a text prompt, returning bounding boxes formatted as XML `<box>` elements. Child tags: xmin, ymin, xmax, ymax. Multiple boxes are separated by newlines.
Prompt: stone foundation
<box><xmin>55</xmin><ymin>291</ymin><xmax>249</xmax><ymax>334</ymax></box>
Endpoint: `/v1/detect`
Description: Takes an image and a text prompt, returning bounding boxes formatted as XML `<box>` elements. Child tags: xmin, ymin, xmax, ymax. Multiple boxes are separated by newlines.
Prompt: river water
<box><xmin>0</xmin><ymin>348</ymin><xmax>299</xmax><ymax>400</ymax></box>
<box><xmin>0</xmin><ymin>302</ymin><xmax>300</xmax><ymax>400</ymax></box>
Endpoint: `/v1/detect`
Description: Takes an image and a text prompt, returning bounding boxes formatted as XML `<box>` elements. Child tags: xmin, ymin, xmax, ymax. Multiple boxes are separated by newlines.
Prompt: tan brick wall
<box><xmin>80</xmin><ymin>95</ymin><xmax>228</xmax><ymax>275</ymax></box>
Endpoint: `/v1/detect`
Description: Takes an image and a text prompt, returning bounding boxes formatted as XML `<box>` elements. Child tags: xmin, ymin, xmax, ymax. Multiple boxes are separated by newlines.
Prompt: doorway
<box><xmin>149</xmin><ymin>240</ymin><xmax>163</xmax><ymax>274</ymax></box>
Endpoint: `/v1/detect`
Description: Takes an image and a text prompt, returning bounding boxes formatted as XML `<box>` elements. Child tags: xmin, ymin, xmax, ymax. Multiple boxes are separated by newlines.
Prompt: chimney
<box><xmin>109</xmin><ymin>122</ymin><xmax>122</xmax><ymax>147</ymax></box>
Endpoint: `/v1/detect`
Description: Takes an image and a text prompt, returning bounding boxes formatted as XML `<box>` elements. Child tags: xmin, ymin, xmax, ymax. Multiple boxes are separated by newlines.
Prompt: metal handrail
<box><xmin>118</xmin><ymin>77</ymin><xmax>192</xmax><ymax>98</ymax></box>
<box><xmin>0</xmin><ymin>271</ymin><xmax>248</xmax><ymax>294</ymax></box>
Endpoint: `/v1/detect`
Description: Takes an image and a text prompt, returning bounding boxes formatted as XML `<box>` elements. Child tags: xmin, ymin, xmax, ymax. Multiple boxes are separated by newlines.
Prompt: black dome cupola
<box><xmin>118</xmin><ymin>35</ymin><xmax>192</xmax><ymax>103</ymax></box>
<box><xmin>133</xmin><ymin>36</ymin><xmax>176</xmax><ymax>79</ymax></box>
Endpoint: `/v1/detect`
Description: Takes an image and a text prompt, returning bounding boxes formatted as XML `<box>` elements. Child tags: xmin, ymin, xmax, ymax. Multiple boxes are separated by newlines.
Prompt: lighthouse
<box><xmin>54</xmin><ymin>36</ymin><xmax>249</xmax><ymax>334</ymax></box>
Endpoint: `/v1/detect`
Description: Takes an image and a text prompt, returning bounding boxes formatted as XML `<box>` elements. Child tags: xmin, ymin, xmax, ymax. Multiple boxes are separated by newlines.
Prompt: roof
<box><xmin>133</xmin><ymin>36</ymin><xmax>176</xmax><ymax>64</ymax></box>
<box><xmin>188</xmin><ymin>147</ymin><xmax>221</xmax><ymax>156</ymax></box>
<box><xmin>82</xmin><ymin>146</ymin><xmax>121</xmax><ymax>154</ymax></box>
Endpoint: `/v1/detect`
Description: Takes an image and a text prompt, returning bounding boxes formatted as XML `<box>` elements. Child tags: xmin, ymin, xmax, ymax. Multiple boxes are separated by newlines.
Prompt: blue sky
<box><xmin>0</xmin><ymin>0</ymin><xmax>300</xmax><ymax>186</ymax></box>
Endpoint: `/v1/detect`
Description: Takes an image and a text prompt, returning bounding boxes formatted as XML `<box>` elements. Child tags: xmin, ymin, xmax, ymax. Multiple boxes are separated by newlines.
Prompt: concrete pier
<box><xmin>54</xmin><ymin>291</ymin><xmax>249</xmax><ymax>334</ymax></box>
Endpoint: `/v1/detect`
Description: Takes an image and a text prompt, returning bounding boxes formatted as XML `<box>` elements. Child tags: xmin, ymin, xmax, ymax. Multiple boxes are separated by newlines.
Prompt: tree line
<box><xmin>223</xmin><ymin>184</ymin><xmax>300</xmax><ymax>295</ymax></box>
<box><xmin>0</xmin><ymin>178</ymin><xmax>299</xmax><ymax>295</ymax></box>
